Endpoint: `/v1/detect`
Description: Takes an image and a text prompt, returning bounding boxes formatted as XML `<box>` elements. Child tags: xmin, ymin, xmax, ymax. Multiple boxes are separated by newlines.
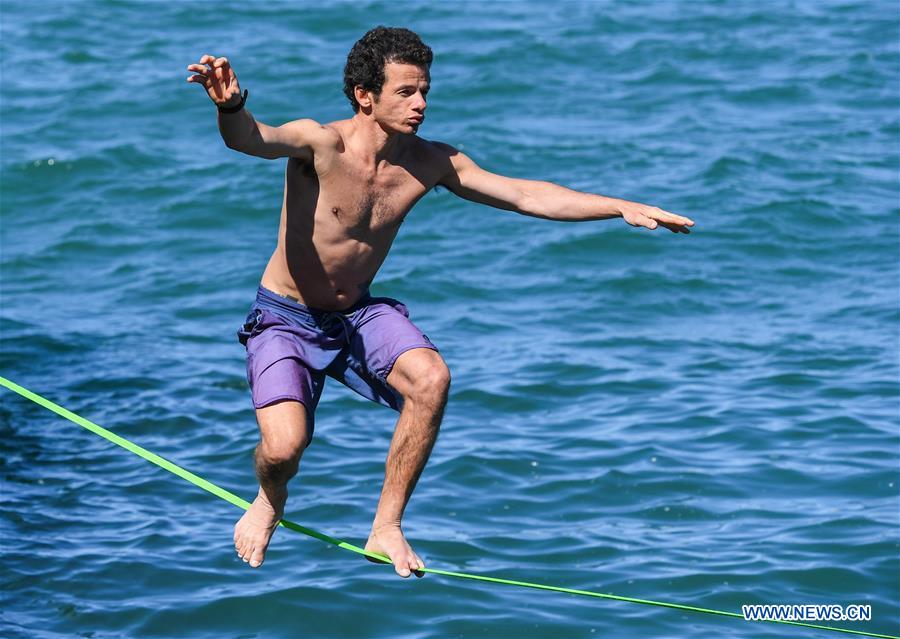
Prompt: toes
<box><xmin>364</xmin><ymin>530</ymin><xmax>424</xmax><ymax>578</ymax></box>
<box><xmin>249</xmin><ymin>545</ymin><xmax>266</xmax><ymax>568</ymax></box>
<box><xmin>393</xmin><ymin>553</ymin><xmax>412</xmax><ymax>578</ymax></box>
<box><xmin>394</xmin><ymin>554</ymin><xmax>422</xmax><ymax>578</ymax></box>
<box><xmin>238</xmin><ymin>537</ymin><xmax>251</xmax><ymax>562</ymax></box>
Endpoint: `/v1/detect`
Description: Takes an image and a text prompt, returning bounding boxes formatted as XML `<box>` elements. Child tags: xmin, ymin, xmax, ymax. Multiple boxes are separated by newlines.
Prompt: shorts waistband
<box><xmin>255</xmin><ymin>285</ymin><xmax>372</xmax><ymax>318</ymax></box>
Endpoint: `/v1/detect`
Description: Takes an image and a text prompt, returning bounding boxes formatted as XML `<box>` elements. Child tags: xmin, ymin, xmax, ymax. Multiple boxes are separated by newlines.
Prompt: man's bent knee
<box><xmin>255</xmin><ymin>441</ymin><xmax>302</xmax><ymax>484</ymax></box>
<box><xmin>388</xmin><ymin>348</ymin><xmax>451</xmax><ymax>404</ymax></box>
<box><xmin>257</xmin><ymin>435</ymin><xmax>305</xmax><ymax>464</ymax></box>
<box><xmin>254</xmin><ymin>400</ymin><xmax>311</xmax><ymax>484</ymax></box>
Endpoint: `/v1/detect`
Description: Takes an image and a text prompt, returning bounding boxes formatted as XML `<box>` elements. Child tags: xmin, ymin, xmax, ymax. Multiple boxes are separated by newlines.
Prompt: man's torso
<box><xmin>259</xmin><ymin>119</ymin><xmax>449</xmax><ymax>311</ymax></box>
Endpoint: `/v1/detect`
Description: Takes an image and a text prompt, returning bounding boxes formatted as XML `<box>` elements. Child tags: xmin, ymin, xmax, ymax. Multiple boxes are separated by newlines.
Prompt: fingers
<box><xmin>626</xmin><ymin>212</ymin><xmax>657</xmax><ymax>230</ymax></box>
<box><xmin>645</xmin><ymin>217</ymin><xmax>691</xmax><ymax>233</ymax></box>
<box><xmin>187</xmin><ymin>55</ymin><xmax>236</xmax><ymax>101</ymax></box>
<box><xmin>660</xmin><ymin>220</ymin><xmax>692</xmax><ymax>234</ymax></box>
<box><xmin>651</xmin><ymin>208</ymin><xmax>693</xmax><ymax>234</ymax></box>
<box><xmin>649</xmin><ymin>207</ymin><xmax>695</xmax><ymax>228</ymax></box>
<box><xmin>186</xmin><ymin>59</ymin><xmax>213</xmax><ymax>87</ymax></box>
<box><xmin>213</xmin><ymin>58</ymin><xmax>227</xmax><ymax>85</ymax></box>
<box><xmin>186</xmin><ymin>56</ymin><xmax>231</xmax><ymax>79</ymax></box>
<box><xmin>630</xmin><ymin>214</ymin><xmax>691</xmax><ymax>233</ymax></box>
<box><xmin>626</xmin><ymin>205</ymin><xmax>694</xmax><ymax>233</ymax></box>
<box><xmin>213</xmin><ymin>56</ymin><xmax>232</xmax><ymax>75</ymax></box>
<box><xmin>189</xmin><ymin>56</ymin><xmax>231</xmax><ymax>73</ymax></box>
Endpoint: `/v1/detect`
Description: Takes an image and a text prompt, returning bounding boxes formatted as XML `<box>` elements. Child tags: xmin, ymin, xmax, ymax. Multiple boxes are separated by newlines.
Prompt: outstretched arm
<box><xmin>435</xmin><ymin>143</ymin><xmax>694</xmax><ymax>233</ymax></box>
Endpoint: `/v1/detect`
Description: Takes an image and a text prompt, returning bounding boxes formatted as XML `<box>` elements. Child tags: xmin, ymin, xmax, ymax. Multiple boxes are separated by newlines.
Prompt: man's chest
<box><xmin>315</xmin><ymin>160</ymin><xmax>437</xmax><ymax>232</ymax></box>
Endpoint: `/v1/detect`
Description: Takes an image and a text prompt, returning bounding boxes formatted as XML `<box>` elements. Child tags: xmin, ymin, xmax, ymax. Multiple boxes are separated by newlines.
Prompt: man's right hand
<box><xmin>186</xmin><ymin>55</ymin><xmax>243</xmax><ymax>109</ymax></box>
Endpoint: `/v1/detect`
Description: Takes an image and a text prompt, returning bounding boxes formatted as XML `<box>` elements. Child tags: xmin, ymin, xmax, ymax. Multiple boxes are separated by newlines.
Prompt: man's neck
<box><xmin>348</xmin><ymin>113</ymin><xmax>406</xmax><ymax>168</ymax></box>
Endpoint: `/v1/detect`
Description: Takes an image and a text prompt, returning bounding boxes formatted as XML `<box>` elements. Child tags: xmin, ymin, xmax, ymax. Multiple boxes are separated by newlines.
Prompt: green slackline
<box><xmin>1</xmin><ymin>375</ymin><xmax>895</xmax><ymax>639</ymax></box>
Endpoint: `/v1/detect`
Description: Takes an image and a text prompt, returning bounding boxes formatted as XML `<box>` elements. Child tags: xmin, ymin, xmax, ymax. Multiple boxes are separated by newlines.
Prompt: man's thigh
<box><xmin>327</xmin><ymin>298</ymin><xmax>439</xmax><ymax>411</ymax></box>
<box><xmin>244</xmin><ymin>319</ymin><xmax>326</xmax><ymax>435</ymax></box>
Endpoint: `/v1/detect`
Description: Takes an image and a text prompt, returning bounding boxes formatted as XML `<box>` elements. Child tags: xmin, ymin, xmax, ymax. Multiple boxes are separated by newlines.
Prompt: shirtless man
<box><xmin>187</xmin><ymin>27</ymin><xmax>694</xmax><ymax>579</ymax></box>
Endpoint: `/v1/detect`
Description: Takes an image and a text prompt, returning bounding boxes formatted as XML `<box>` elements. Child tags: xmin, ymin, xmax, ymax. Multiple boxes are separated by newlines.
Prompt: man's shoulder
<box><xmin>304</xmin><ymin>118</ymin><xmax>344</xmax><ymax>148</ymax></box>
<box><xmin>401</xmin><ymin>137</ymin><xmax>457</xmax><ymax>185</ymax></box>
<box><xmin>267</xmin><ymin>118</ymin><xmax>343</xmax><ymax>161</ymax></box>
<box><xmin>321</xmin><ymin>118</ymin><xmax>351</xmax><ymax>138</ymax></box>
<box><xmin>415</xmin><ymin>137</ymin><xmax>456</xmax><ymax>157</ymax></box>
<box><xmin>412</xmin><ymin>137</ymin><xmax>462</xmax><ymax>170</ymax></box>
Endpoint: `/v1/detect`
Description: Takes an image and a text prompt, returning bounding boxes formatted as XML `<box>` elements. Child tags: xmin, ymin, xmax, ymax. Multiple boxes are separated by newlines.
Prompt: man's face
<box><xmin>371</xmin><ymin>61</ymin><xmax>430</xmax><ymax>134</ymax></box>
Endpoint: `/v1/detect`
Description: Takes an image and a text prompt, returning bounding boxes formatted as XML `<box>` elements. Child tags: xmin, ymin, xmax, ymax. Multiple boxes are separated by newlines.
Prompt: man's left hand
<box><xmin>619</xmin><ymin>201</ymin><xmax>695</xmax><ymax>234</ymax></box>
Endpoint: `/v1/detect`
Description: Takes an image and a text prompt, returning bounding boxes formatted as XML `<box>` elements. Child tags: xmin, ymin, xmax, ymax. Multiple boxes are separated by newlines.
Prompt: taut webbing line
<box><xmin>1</xmin><ymin>376</ymin><xmax>893</xmax><ymax>639</ymax></box>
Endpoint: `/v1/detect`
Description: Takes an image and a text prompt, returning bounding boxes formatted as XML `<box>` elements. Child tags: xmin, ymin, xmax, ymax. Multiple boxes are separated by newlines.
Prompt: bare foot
<box><xmin>365</xmin><ymin>523</ymin><xmax>425</xmax><ymax>578</ymax></box>
<box><xmin>233</xmin><ymin>487</ymin><xmax>286</xmax><ymax>568</ymax></box>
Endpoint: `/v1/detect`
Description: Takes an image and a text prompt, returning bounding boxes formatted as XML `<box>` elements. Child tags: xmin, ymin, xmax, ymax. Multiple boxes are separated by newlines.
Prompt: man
<box><xmin>186</xmin><ymin>26</ymin><xmax>694</xmax><ymax>579</ymax></box>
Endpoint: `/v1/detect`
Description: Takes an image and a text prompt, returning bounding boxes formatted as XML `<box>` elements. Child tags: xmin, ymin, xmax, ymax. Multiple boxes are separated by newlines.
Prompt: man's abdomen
<box><xmin>261</xmin><ymin>229</ymin><xmax>391</xmax><ymax>312</ymax></box>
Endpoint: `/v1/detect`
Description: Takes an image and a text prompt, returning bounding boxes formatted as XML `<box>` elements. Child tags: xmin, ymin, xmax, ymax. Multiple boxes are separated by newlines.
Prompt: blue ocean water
<box><xmin>1</xmin><ymin>1</ymin><xmax>898</xmax><ymax>637</ymax></box>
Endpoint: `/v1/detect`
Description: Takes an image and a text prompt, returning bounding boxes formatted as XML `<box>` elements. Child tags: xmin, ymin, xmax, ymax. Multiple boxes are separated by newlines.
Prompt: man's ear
<box><xmin>354</xmin><ymin>85</ymin><xmax>374</xmax><ymax>110</ymax></box>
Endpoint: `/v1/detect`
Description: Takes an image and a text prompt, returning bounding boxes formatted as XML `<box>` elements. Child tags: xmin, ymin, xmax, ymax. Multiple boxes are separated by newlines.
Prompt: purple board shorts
<box><xmin>237</xmin><ymin>285</ymin><xmax>438</xmax><ymax>430</ymax></box>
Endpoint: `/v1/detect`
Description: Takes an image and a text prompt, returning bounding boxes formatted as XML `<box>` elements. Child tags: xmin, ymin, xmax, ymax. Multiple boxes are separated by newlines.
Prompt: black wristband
<box><xmin>217</xmin><ymin>89</ymin><xmax>248</xmax><ymax>114</ymax></box>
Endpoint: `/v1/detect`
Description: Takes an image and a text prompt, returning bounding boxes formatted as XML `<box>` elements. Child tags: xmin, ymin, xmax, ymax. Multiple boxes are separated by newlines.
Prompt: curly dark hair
<box><xmin>343</xmin><ymin>27</ymin><xmax>433</xmax><ymax>113</ymax></box>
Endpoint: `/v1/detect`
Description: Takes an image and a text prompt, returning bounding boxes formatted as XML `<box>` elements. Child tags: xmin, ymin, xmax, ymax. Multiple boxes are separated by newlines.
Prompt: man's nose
<box><xmin>413</xmin><ymin>94</ymin><xmax>426</xmax><ymax>111</ymax></box>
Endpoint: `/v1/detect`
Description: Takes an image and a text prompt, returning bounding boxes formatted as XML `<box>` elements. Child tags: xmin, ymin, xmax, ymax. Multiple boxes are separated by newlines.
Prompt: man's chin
<box><xmin>384</xmin><ymin>123</ymin><xmax>418</xmax><ymax>135</ymax></box>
